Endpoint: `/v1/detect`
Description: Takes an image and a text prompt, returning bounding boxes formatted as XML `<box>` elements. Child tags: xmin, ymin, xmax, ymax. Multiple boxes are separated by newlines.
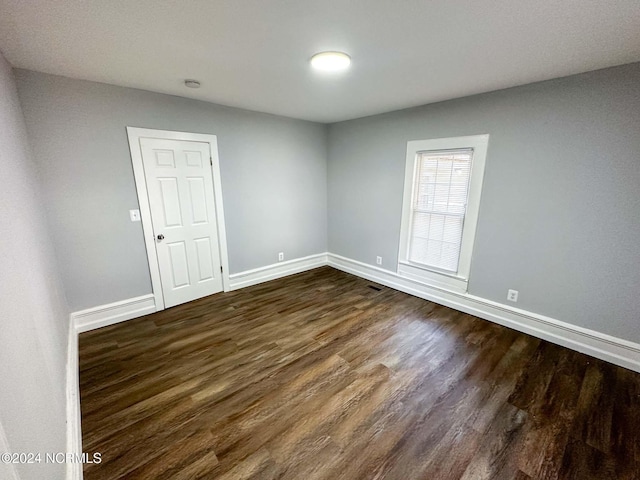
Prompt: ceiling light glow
<box><xmin>310</xmin><ymin>51</ymin><xmax>351</xmax><ymax>72</ymax></box>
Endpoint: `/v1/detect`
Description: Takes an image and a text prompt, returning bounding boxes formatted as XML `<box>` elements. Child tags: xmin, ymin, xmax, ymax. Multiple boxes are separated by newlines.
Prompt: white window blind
<box><xmin>408</xmin><ymin>148</ymin><xmax>473</xmax><ymax>273</ymax></box>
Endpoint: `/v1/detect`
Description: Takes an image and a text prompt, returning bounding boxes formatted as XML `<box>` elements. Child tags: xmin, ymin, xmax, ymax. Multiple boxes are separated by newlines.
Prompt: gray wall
<box><xmin>0</xmin><ymin>53</ymin><xmax>68</xmax><ymax>480</ymax></box>
<box><xmin>16</xmin><ymin>70</ymin><xmax>328</xmax><ymax>311</ymax></box>
<box><xmin>12</xmin><ymin>62</ymin><xmax>640</xmax><ymax>345</ymax></box>
<box><xmin>328</xmin><ymin>63</ymin><xmax>640</xmax><ymax>342</ymax></box>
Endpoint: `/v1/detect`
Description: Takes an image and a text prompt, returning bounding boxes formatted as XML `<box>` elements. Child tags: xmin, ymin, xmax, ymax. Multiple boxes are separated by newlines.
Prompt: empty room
<box><xmin>1</xmin><ymin>1</ymin><xmax>640</xmax><ymax>479</ymax></box>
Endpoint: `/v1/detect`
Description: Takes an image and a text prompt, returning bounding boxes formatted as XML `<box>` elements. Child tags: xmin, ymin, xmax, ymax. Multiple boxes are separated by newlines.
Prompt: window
<box><xmin>398</xmin><ymin>135</ymin><xmax>488</xmax><ymax>292</ymax></box>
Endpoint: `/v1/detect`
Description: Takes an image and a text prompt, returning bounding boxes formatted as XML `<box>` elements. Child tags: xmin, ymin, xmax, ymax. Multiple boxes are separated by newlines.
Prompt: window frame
<box><xmin>397</xmin><ymin>134</ymin><xmax>489</xmax><ymax>293</ymax></box>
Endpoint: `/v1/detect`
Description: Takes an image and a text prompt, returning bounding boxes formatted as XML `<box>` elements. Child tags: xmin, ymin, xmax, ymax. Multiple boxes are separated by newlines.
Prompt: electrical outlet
<box><xmin>129</xmin><ymin>209</ymin><xmax>141</xmax><ymax>222</ymax></box>
<box><xmin>278</xmin><ymin>252</ymin><xmax>284</xmax><ymax>262</ymax></box>
<box><xmin>376</xmin><ymin>256</ymin><xmax>382</xmax><ymax>265</ymax></box>
<box><xmin>507</xmin><ymin>289</ymin><xmax>519</xmax><ymax>302</ymax></box>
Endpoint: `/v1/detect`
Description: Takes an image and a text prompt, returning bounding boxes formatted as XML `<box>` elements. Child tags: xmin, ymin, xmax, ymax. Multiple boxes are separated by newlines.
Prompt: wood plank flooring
<box><xmin>79</xmin><ymin>267</ymin><xmax>640</xmax><ymax>479</ymax></box>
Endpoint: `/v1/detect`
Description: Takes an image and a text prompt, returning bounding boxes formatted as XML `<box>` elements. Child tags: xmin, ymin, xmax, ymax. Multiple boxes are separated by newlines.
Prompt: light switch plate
<box><xmin>129</xmin><ymin>209</ymin><xmax>141</xmax><ymax>222</ymax></box>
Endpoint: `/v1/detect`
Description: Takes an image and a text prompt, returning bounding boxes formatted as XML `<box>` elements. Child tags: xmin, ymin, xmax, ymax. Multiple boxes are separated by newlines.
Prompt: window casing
<box><xmin>398</xmin><ymin>135</ymin><xmax>489</xmax><ymax>292</ymax></box>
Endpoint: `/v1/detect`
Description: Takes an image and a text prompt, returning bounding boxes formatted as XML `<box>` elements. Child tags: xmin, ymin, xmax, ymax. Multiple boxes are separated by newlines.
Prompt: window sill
<box><xmin>397</xmin><ymin>261</ymin><xmax>468</xmax><ymax>294</ymax></box>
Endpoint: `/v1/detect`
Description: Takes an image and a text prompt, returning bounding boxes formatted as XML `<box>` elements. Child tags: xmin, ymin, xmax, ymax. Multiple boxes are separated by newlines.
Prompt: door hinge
<box><xmin>210</xmin><ymin>156</ymin><xmax>213</xmax><ymax>166</ymax></box>
<box><xmin>220</xmin><ymin>266</ymin><xmax>223</xmax><ymax>273</ymax></box>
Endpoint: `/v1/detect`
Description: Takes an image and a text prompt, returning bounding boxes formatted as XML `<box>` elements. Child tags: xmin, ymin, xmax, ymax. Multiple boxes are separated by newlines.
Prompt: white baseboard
<box><xmin>66</xmin><ymin>325</ymin><xmax>83</xmax><ymax>480</ymax></box>
<box><xmin>70</xmin><ymin>253</ymin><xmax>329</xmax><ymax>332</ymax></box>
<box><xmin>68</xmin><ymin>252</ymin><xmax>640</xmax><ymax>375</ymax></box>
<box><xmin>327</xmin><ymin>253</ymin><xmax>640</xmax><ymax>373</ymax></box>
<box><xmin>71</xmin><ymin>294</ymin><xmax>157</xmax><ymax>333</ymax></box>
<box><xmin>228</xmin><ymin>253</ymin><xmax>328</xmax><ymax>291</ymax></box>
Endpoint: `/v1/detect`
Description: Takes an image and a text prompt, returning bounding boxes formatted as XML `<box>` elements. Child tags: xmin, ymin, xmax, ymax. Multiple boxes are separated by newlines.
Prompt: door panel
<box><xmin>194</xmin><ymin>237</ymin><xmax>214</xmax><ymax>282</ymax></box>
<box><xmin>185</xmin><ymin>150</ymin><xmax>203</xmax><ymax>167</ymax></box>
<box><xmin>154</xmin><ymin>149</ymin><xmax>176</xmax><ymax>167</ymax></box>
<box><xmin>140</xmin><ymin>138</ymin><xmax>223</xmax><ymax>307</ymax></box>
<box><xmin>187</xmin><ymin>177</ymin><xmax>208</xmax><ymax>224</ymax></box>
<box><xmin>158</xmin><ymin>178</ymin><xmax>183</xmax><ymax>227</ymax></box>
<box><xmin>167</xmin><ymin>241</ymin><xmax>190</xmax><ymax>288</ymax></box>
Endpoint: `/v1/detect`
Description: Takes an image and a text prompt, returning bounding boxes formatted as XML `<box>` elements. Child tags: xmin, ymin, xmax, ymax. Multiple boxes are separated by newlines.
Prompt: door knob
<box><xmin>156</xmin><ymin>234</ymin><xmax>165</xmax><ymax>241</ymax></box>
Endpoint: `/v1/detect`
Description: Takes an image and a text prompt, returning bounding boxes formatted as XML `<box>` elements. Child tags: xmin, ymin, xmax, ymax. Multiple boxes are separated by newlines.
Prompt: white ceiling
<box><xmin>1</xmin><ymin>0</ymin><xmax>639</xmax><ymax>123</ymax></box>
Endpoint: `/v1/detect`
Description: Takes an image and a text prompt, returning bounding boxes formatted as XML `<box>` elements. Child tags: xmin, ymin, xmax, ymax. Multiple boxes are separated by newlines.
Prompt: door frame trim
<box><xmin>126</xmin><ymin>127</ymin><xmax>231</xmax><ymax>311</ymax></box>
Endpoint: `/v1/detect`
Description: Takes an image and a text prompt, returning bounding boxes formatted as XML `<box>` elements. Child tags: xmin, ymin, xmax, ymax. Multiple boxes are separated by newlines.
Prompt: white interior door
<box><xmin>140</xmin><ymin>138</ymin><xmax>223</xmax><ymax>308</ymax></box>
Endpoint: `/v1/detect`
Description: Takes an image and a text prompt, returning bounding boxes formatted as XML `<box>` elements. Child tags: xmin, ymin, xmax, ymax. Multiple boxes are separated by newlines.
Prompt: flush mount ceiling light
<box><xmin>310</xmin><ymin>51</ymin><xmax>351</xmax><ymax>72</ymax></box>
<box><xmin>184</xmin><ymin>79</ymin><xmax>201</xmax><ymax>88</ymax></box>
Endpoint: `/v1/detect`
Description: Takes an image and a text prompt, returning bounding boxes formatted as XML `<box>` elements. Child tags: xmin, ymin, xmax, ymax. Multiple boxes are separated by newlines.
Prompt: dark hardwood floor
<box><xmin>79</xmin><ymin>267</ymin><xmax>640</xmax><ymax>479</ymax></box>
